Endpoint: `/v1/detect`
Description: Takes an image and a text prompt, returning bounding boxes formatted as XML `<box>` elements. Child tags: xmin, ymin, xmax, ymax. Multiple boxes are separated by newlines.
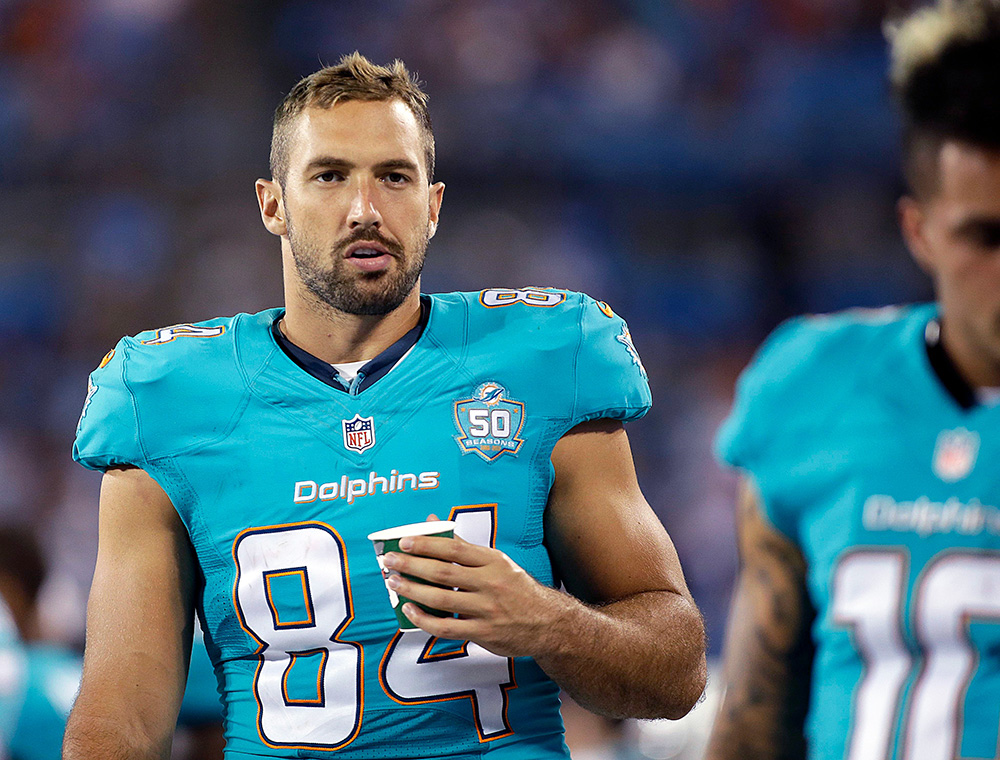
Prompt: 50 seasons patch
<box><xmin>454</xmin><ymin>382</ymin><xmax>525</xmax><ymax>462</ymax></box>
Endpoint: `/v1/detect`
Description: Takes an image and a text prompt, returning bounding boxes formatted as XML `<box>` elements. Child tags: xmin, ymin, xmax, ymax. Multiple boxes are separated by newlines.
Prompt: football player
<box><xmin>0</xmin><ymin>527</ymin><xmax>78</xmax><ymax>760</ymax></box>
<box><xmin>0</xmin><ymin>596</ymin><xmax>25</xmax><ymax>760</ymax></box>
<box><xmin>0</xmin><ymin>526</ymin><xmax>224</xmax><ymax>760</ymax></box>
<box><xmin>64</xmin><ymin>53</ymin><xmax>706</xmax><ymax>759</ymax></box>
<box><xmin>708</xmin><ymin>1</ymin><xmax>1000</xmax><ymax>759</ymax></box>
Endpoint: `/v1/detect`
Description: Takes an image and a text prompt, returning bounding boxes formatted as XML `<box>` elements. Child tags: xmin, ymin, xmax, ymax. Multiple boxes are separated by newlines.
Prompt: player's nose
<box><xmin>347</xmin><ymin>179</ymin><xmax>382</xmax><ymax>230</ymax></box>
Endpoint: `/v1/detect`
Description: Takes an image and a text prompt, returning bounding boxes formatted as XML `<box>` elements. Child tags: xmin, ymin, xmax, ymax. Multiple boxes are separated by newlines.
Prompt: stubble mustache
<box><xmin>333</xmin><ymin>228</ymin><xmax>405</xmax><ymax>260</ymax></box>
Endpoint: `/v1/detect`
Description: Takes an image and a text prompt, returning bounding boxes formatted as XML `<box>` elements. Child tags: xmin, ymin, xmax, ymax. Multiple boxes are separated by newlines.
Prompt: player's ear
<box><xmin>428</xmin><ymin>182</ymin><xmax>445</xmax><ymax>239</ymax></box>
<box><xmin>899</xmin><ymin>196</ymin><xmax>933</xmax><ymax>275</ymax></box>
<box><xmin>256</xmin><ymin>178</ymin><xmax>287</xmax><ymax>237</ymax></box>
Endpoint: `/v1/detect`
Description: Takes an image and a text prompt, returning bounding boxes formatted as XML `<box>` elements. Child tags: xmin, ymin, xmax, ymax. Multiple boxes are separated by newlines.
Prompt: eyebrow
<box><xmin>302</xmin><ymin>157</ymin><xmax>353</xmax><ymax>175</ymax></box>
<box><xmin>375</xmin><ymin>159</ymin><xmax>420</xmax><ymax>174</ymax></box>
<box><xmin>303</xmin><ymin>157</ymin><xmax>420</xmax><ymax>174</ymax></box>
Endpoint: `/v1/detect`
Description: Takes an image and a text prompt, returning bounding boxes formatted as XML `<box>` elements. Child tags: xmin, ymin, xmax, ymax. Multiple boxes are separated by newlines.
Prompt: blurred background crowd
<box><xmin>0</xmin><ymin>0</ymin><xmax>933</xmax><ymax>757</ymax></box>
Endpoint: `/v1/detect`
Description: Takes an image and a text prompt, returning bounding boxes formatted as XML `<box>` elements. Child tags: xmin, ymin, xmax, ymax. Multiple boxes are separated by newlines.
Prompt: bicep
<box><xmin>545</xmin><ymin>418</ymin><xmax>691</xmax><ymax>605</ymax></box>
<box><xmin>77</xmin><ymin>466</ymin><xmax>197</xmax><ymax>736</ymax></box>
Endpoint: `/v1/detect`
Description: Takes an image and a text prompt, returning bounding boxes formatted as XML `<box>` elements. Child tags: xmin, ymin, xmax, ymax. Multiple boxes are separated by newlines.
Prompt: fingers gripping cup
<box><xmin>368</xmin><ymin>520</ymin><xmax>457</xmax><ymax>630</ymax></box>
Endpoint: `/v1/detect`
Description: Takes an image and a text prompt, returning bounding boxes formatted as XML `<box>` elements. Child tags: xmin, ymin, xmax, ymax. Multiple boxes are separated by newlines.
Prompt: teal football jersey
<box><xmin>73</xmin><ymin>289</ymin><xmax>651</xmax><ymax>760</ymax></box>
<box><xmin>9</xmin><ymin>644</ymin><xmax>82</xmax><ymax>760</ymax></box>
<box><xmin>0</xmin><ymin>600</ymin><xmax>26</xmax><ymax>759</ymax></box>
<box><xmin>3</xmin><ymin>636</ymin><xmax>221</xmax><ymax>760</ymax></box>
<box><xmin>717</xmin><ymin>304</ymin><xmax>1000</xmax><ymax>760</ymax></box>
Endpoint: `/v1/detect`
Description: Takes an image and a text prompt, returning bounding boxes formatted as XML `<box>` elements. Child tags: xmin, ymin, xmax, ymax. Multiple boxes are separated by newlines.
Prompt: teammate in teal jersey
<box><xmin>0</xmin><ymin>525</ymin><xmax>222</xmax><ymax>760</ymax></box>
<box><xmin>63</xmin><ymin>53</ymin><xmax>706</xmax><ymax>759</ymax></box>
<box><xmin>707</xmin><ymin>2</ymin><xmax>1000</xmax><ymax>759</ymax></box>
<box><xmin>0</xmin><ymin>597</ymin><xmax>26</xmax><ymax>760</ymax></box>
<box><xmin>0</xmin><ymin>527</ymin><xmax>79</xmax><ymax>760</ymax></box>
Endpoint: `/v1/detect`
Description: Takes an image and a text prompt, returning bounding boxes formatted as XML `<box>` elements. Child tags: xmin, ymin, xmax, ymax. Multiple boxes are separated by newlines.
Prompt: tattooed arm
<box><xmin>704</xmin><ymin>477</ymin><xmax>815</xmax><ymax>760</ymax></box>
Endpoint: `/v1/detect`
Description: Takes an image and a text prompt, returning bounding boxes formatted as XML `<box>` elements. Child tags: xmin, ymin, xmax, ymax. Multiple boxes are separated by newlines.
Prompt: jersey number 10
<box><xmin>233</xmin><ymin>506</ymin><xmax>513</xmax><ymax>751</ymax></box>
<box><xmin>832</xmin><ymin>549</ymin><xmax>1000</xmax><ymax>760</ymax></box>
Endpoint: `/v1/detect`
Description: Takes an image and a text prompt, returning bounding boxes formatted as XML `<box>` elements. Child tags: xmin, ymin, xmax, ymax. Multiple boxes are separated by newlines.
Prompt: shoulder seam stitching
<box><xmin>120</xmin><ymin>338</ymin><xmax>150</xmax><ymax>466</ymax></box>
<box><xmin>570</xmin><ymin>294</ymin><xmax>586</xmax><ymax>423</ymax></box>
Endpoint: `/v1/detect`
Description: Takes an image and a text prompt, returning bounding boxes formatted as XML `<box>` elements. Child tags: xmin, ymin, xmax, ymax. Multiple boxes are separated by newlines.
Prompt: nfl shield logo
<box><xmin>932</xmin><ymin>427</ymin><xmax>979</xmax><ymax>482</ymax></box>
<box><xmin>342</xmin><ymin>414</ymin><xmax>376</xmax><ymax>453</ymax></box>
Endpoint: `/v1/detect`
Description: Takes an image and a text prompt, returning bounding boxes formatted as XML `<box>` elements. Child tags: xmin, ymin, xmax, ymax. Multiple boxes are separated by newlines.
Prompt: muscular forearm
<box><xmin>63</xmin><ymin>698</ymin><xmax>173</xmax><ymax>760</ymax></box>
<box><xmin>532</xmin><ymin>588</ymin><xmax>707</xmax><ymax>720</ymax></box>
<box><xmin>386</xmin><ymin>513</ymin><xmax>706</xmax><ymax>720</ymax></box>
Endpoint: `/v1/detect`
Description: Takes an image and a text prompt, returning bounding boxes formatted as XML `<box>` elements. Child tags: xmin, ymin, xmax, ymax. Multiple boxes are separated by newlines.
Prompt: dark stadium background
<box><xmin>0</xmin><ymin>0</ymin><xmax>931</xmax><ymax>754</ymax></box>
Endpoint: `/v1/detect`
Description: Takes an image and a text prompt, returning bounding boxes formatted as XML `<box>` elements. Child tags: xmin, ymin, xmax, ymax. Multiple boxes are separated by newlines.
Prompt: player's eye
<box><xmin>968</xmin><ymin>223</ymin><xmax>1000</xmax><ymax>250</ymax></box>
<box><xmin>981</xmin><ymin>226</ymin><xmax>1000</xmax><ymax>250</ymax></box>
<box><xmin>382</xmin><ymin>172</ymin><xmax>409</xmax><ymax>185</ymax></box>
<box><xmin>316</xmin><ymin>171</ymin><xmax>344</xmax><ymax>183</ymax></box>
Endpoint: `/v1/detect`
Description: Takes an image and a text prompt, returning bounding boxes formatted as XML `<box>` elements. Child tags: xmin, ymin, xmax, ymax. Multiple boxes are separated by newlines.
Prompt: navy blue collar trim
<box><xmin>270</xmin><ymin>297</ymin><xmax>430</xmax><ymax>393</ymax></box>
<box><xmin>925</xmin><ymin>318</ymin><xmax>977</xmax><ymax>411</ymax></box>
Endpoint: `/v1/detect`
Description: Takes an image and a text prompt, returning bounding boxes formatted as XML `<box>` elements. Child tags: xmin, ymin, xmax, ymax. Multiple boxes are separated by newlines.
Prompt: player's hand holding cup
<box><xmin>368</xmin><ymin>520</ymin><xmax>457</xmax><ymax>630</ymax></box>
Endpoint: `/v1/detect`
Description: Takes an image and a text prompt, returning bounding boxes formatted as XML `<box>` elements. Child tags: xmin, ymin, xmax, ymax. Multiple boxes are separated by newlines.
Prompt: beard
<box><xmin>287</xmin><ymin>219</ymin><xmax>428</xmax><ymax>317</ymax></box>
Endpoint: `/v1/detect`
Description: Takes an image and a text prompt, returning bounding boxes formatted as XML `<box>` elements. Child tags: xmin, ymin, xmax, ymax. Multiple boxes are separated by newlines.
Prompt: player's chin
<box><xmin>345</xmin><ymin>288</ymin><xmax>413</xmax><ymax>316</ymax></box>
<box><xmin>352</xmin><ymin>260</ymin><xmax>406</xmax><ymax>286</ymax></box>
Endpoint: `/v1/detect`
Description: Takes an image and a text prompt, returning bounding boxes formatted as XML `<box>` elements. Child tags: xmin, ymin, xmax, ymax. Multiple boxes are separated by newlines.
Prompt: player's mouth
<box><xmin>345</xmin><ymin>241</ymin><xmax>396</xmax><ymax>272</ymax></box>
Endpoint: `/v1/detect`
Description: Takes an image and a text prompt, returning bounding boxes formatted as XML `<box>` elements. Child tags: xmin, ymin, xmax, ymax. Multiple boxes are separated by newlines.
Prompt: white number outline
<box><xmin>902</xmin><ymin>550</ymin><xmax>1000</xmax><ymax>760</ymax></box>
<box><xmin>832</xmin><ymin>548</ymin><xmax>1000</xmax><ymax>760</ymax></box>
<box><xmin>491</xmin><ymin>409</ymin><xmax>511</xmax><ymax>438</ymax></box>
<box><xmin>479</xmin><ymin>288</ymin><xmax>566</xmax><ymax>309</ymax></box>
<box><xmin>140</xmin><ymin>323</ymin><xmax>226</xmax><ymax>345</ymax></box>
<box><xmin>468</xmin><ymin>409</ymin><xmax>491</xmax><ymax>438</ymax></box>
<box><xmin>832</xmin><ymin>549</ymin><xmax>910</xmax><ymax>760</ymax></box>
<box><xmin>378</xmin><ymin>504</ymin><xmax>517</xmax><ymax>742</ymax></box>
<box><xmin>468</xmin><ymin>409</ymin><xmax>513</xmax><ymax>440</ymax></box>
<box><xmin>232</xmin><ymin>521</ymin><xmax>364</xmax><ymax>752</ymax></box>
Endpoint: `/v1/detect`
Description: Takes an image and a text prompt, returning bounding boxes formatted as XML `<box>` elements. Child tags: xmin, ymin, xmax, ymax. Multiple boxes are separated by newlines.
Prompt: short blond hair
<box><xmin>888</xmin><ymin>0</ymin><xmax>996</xmax><ymax>86</ymax></box>
<box><xmin>886</xmin><ymin>0</ymin><xmax>1000</xmax><ymax>196</ymax></box>
<box><xmin>270</xmin><ymin>52</ymin><xmax>435</xmax><ymax>184</ymax></box>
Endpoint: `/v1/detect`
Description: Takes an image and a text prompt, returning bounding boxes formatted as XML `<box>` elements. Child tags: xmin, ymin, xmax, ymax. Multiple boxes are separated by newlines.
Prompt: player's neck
<box><xmin>281</xmin><ymin>288</ymin><xmax>423</xmax><ymax>365</ymax></box>
<box><xmin>937</xmin><ymin>318</ymin><xmax>1000</xmax><ymax>390</ymax></box>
